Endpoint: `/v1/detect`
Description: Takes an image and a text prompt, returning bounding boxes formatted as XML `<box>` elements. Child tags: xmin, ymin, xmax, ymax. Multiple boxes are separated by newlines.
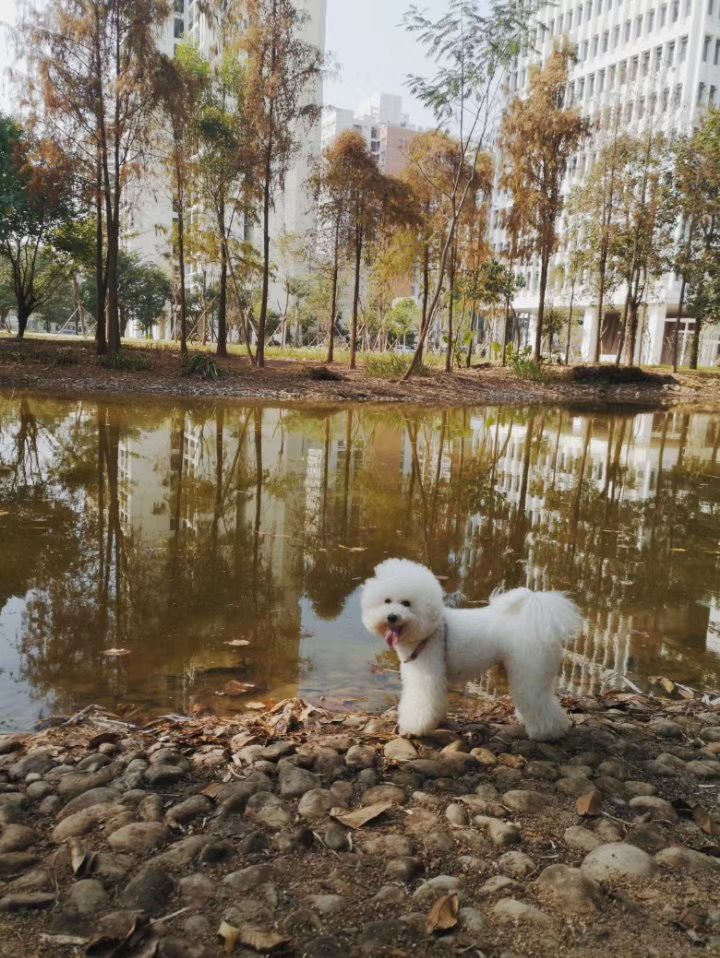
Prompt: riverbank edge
<box><xmin>2</xmin><ymin>338</ymin><xmax>720</xmax><ymax>410</ymax></box>
<box><xmin>1</xmin><ymin>691</ymin><xmax>720</xmax><ymax>957</ymax></box>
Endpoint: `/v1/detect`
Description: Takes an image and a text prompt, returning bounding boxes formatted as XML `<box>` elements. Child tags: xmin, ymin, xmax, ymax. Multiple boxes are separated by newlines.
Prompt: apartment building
<box><xmin>124</xmin><ymin>0</ymin><xmax>327</xmax><ymax>337</ymax></box>
<box><xmin>491</xmin><ymin>0</ymin><xmax>720</xmax><ymax>367</ymax></box>
<box><xmin>321</xmin><ymin>92</ymin><xmax>422</xmax><ymax>174</ymax></box>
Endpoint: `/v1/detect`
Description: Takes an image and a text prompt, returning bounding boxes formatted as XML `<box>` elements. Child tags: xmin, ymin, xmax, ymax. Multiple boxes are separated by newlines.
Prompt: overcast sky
<box><xmin>1</xmin><ymin>0</ymin><xmax>445</xmax><ymax>123</ymax></box>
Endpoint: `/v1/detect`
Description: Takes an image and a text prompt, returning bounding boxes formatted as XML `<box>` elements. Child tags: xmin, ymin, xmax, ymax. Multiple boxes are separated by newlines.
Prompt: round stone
<box><xmin>564</xmin><ymin>826</ymin><xmax>601</xmax><ymax>853</ymax></box>
<box><xmin>581</xmin><ymin>842</ymin><xmax>657</xmax><ymax>882</ymax></box>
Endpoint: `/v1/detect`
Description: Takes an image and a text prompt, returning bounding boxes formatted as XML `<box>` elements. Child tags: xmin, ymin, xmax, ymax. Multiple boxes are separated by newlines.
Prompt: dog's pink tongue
<box><xmin>385</xmin><ymin>630</ymin><xmax>399</xmax><ymax>648</ymax></box>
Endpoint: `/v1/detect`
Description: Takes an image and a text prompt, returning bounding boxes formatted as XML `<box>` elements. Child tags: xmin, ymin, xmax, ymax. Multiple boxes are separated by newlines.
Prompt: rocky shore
<box><xmin>1</xmin><ymin>692</ymin><xmax>720</xmax><ymax>958</ymax></box>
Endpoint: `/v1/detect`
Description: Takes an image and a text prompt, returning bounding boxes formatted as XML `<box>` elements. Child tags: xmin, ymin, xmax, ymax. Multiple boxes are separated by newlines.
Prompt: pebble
<box><xmin>52</xmin><ymin>803</ymin><xmax>129</xmax><ymax>842</ymax></box>
<box><xmin>178</xmin><ymin>873</ymin><xmax>215</xmax><ymax>903</ymax></box>
<box><xmin>685</xmin><ymin>759</ymin><xmax>720</xmax><ymax>779</ymax></box>
<box><xmin>0</xmin><ymin>824</ymin><xmax>36</xmax><ymax>852</ymax></box>
<box><xmin>324</xmin><ymin>823</ymin><xmax>349</xmax><ymax>851</ymax></box>
<box><xmin>475</xmin><ymin>816</ymin><xmax>522</xmax><ymax>846</ymax></box>
<box><xmin>625</xmin><ymin>823</ymin><xmax>668</xmax><ymax>853</ymax></box>
<box><xmin>385</xmin><ymin>856</ymin><xmax>422</xmax><ymax>882</ymax></box>
<box><xmin>564</xmin><ymin>825</ymin><xmax>601</xmax><ymax>853</ymax></box>
<box><xmin>445</xmin><ymin>803</ymin><xmax>469</xmax><ymax>826</ymax></box>
<box><xmin>345</xmin><ymin>745</ymin><xmax>376</xmax><ymax>769</ymax></box>
<box><xmin>364</xmin><ymin>834</ymin><xmax>414</xmax><ymax>857</ymax></box>
<box><xmin>623</xmin><ymin>780</ymin><xmax>657</xmax><ymax>797</ymax></box>
<box><xmin>0</xmin><ymin>852</ymin><xmax>40</xmax><ymax>876</ymax></box>
<box><xmin>0</xmin><ymin>891</ymin><xmax>56</xmax><ymax>911</ymax></box>
<box><xmin>648</xmin><ymin>718</ymin><xmax>683</xmax><ymax>739</ymax></box>
<box><xmin>497</xmin><ymin>851</ymin><xmax>536</xmax><ymax>878</ymax></box>
<box><xmin>68</xmin><ymin>879</ymin><xmax>109</xmax><ymax>915</ymax></box>
<box><xmin>460</xmin><ymin>906</ymin><xmax>487</xmax><ymax>933</ymax></box>
<box><xmin>245</xmin><ymin>792</ymin><xmax>292</xmax><ymax>830</ymax></box>
<box><xmin>144</xmin><ymin>764</ymin><xmax>185</xmax><ymax>788</ymax></box>
<box><xmin>502</xmin><ymin>789</ymin><xmax>544</xmax><ymax>813</ymax></box>
<box><xmin>279</xmin><ymin>764</ymin><xmax>320</xmax><ymax>797</ymax></box>
<box><xmin>165</xmin><ymin>794</ymin><xmax>212</xmax><ymax>828</ymax></box>
<box><xmin>655</xmin><ymin>846</ymin><xmax>720</xmax><ymax>872</ymax></box>
<box><xmin>492</xmin><ymin>897</ymin><xmax>552</xmax><ymax>925</ymax></box>
<box><xmin>57</xmin><ymin>786</ymin><xmax>121</xmax><ymax>820</ymax></box>
<box><xmin>360</xmin><ymin>784</ymin><xmax>405</xmax><ymax>806</ymax></box>
<box><xmin>535</xmin><ymin>864</ymin><xmax>602</xmax><ymax>914</ymax></box>
<box><xmin>298</xmin><ymin>788</ymin><xmax>335</xmax><ymax>820</ymax></box>
<box><xmin>107</xmin><ymin>822</ymin><xmax>169</xmax><ymax>853</ymax></box>
<box><xmin>413</xmin><ymin>874</ymin><xmax>462</xmax><ymax>902</ymax></box>
<box><xmin>384</xmin><ymin>739</ymin><xmax>418</xmax><ymax>762</ymax></box>
<box><xmin>25</xmin><ymin>781</ymin><xmax>54</xmax><ymax>801</ymax></box>
<box><xmin>480</xmin><ymin>875</ymin><xmax>520</xmax><ymax>896</ymax></box>
<box><xmin>308</xmin><ymin>894</ymin><xmax>345</xmax><ymax>915</ymax></box>
<box><xmin>56</xmin><ymin>766</ymin><xmax>115</xmax><ymax>798</ymax></box>
<box><xmin>120</xmin><ymin>864</ymin><xmax>175</xmax><ymax>914</ymax></box>
<box><xmin>581</xmin><ymin>842</ymin><xmax>657</xmax><ymax>882</ymax></box>
<box><xmin>628</xmin><ymin>795</ymin><xmax>679</xmax><ymax>822</ymax></box>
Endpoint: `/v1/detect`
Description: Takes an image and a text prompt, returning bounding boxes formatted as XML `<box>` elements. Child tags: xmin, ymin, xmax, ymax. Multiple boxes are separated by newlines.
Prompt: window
<box><xmin>624</xmin><ymin>101</ymin><xmax>633</xmax><ymax>122</ymax></box>
<box><xmin>638</xmin><ymin>97</ymin><xmax>645</xmax><ymax>119</ymax></box>
<box><xmin>598</xmin><ymin>68</ymin><xmax>605</xmax><ymax>92</ymax></box>
<box><xmin>565</xmin><ymin>11</ymin><xmax>573</xmax><ymax>29</ymax></box>
<box><xmin>711</xmin><ymin>85</ymin><xmax>717</xmax><ymax>105</ymax></box>
<box><xmin>704</xmin><ymin>36</ymin><xmax>712</xmax><ymax>61</ymax></box>
<box><xmin>630</xmin><ymin>55</ymin><xmax>639</xmax><ymax>80</ymax></box>
<box><xmin>586</xmin><ymin>0</ymin><xmax>592</xmax><ymax>18</ymax></box>
<box><xmin>654</xmin><ymin>45</ymin><xmax>663</xmax><ymax>70</ymax></box>
<box><xmin>673</xmin><ymin>83</ymin><xmax>683</xmax><ymax>107</ymax></box>
<box><xmin>582</xmin><ymin>39</ymin><xmax>589</xmax><ymax>59</ymax></box>
<box><xmin>671</xmin><ymin>0</ymin><xmax>679</xmax><ymax>22</ymax></box>
<box><xmin>602</xmin><ymin>30</ymin><xmax>609</xmax><ymax>52</ymax></box>
<box><xmin>715</xmin><ymin>38</ymin><xmax>720</xmax><ymax>64</ymax></box>
<box><xmin>592</xmin><ymin>34</ymin><xmax>599</xmax><ymax>56</ymax></box>
<box><xmin>660</xmin><ymin>4</ymin><xmax>667</xmax><ymax>26</ymax></box>
<box><xmin>619</xmin><ymin>59</ymin><xmax>627</xmax><ymax>83</ymax></box>
<box><xmin>588</xmin><ymin>73</ymin><xmax>595</xmax><ymax>96</ymax></box>
<box><xmin>596</xmin><ymin>0</ymin><xmax>602</xmax><ymax>13</ymax></box>
<box><xmin>649</xmin><ymin>93</ymin><xmax>657</xmax><ymax>115</ymax></box>
<box><xmin>685</xmin><ymin>0</ymin><xmax>691</xmax><ymax>14</ymax></box>
<box><xmin>635</xmin><ymin>14</ymin><xmax>643</xmax><ymax>37</ymax></box>
<box><xmin>609</xmin><ymin>64</ymin><xmax>616</xmax><ymax>88</ymax></box>
<box><xmin>710</xmin><ymin>0</ymin><xmax>714</xmax><ymax>13</ymax></box>
<box><xmin>577</xmin><ymin>4</ymin><xmax>583</xmax><ymax>24</ymax></box>
<box><xmin>661</xmin><ymin>87</ymin><xmax>669</xmax><ymax>111</ymax></box>
<box><xmin>173</xmin><ymin>16</ymin><xmax>184</xmax><ymax>37</ymax></box>
<box><xmin>667</xmin><ymin>40</ymin><xmax>675</xmax><ymax>65</ymax></box>
<box><xmin>647</xmin><ymin>10</ymin><xmax>655</xmax><ymax>32</ymax></box>
<box><xmin>679</xmin><ymin>35</ymin><xmax>688</xmax><ymax>62</ymax></box>
<box><xmin>577</xmin><ymin>77</ymin><xmax>585</xmax><ymax>99</ymax></box>
<box><xmin>641</xmin><ymin>50</ymin><xmax>650</xmax><ymax>75</ymax></box>
<box><xmin>624</xmin><ymin>19</ymin><xmax>631</xmax><ymax>41</ymax></box>
<box><xmin>698</xmin><ymin>82</ymin><xmax>706</xmax><ymax>104</ymax></box>
<box><xmin>613</xmin><ymin>24</ymin><xmax>620</xmax><ymax>47</ymax></box>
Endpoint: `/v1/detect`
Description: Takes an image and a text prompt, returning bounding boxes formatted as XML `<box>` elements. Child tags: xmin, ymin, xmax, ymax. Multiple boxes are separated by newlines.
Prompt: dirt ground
<box><xmin>2</xmin><ymin>337</ymin><xmax>720</xmax><ymax>410</ymax></box>
<box><xmin>1</xmin><ymin>691</ymin><xmax>720</xmax><ymax>958</ymax></box>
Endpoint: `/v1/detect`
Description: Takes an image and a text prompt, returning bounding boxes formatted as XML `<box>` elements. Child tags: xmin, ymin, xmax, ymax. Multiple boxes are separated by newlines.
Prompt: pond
<box><xmin>1</xmin><ymin>395</ymin><xmax>719</xmax><ymax>732</ymax></box>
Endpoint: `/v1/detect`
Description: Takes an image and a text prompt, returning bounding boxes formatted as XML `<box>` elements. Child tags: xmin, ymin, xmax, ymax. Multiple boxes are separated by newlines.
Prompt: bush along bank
<box><xmin>1</xmin><ymin>691</ymin><xmax>720</xmax><ymax>957</ymax></box>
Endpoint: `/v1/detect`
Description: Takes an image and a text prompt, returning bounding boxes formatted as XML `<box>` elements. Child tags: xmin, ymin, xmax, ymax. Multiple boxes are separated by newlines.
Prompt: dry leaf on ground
<box><xmin>224</xmin><ymin>640</ymin><xmax>251</xmax><ymax>648</ymax></box>
<box><xmin>425</xmin><ymin>893</ymin><xmax>459</xmax><ymax>935</ymax></box>
<box><xmin>330</xmin><ymin>800</ymin><xmax>394</xmax><ymax>829</ymax></box>
<box><xmin>102</xmin><ymin>648</ymin><xmax>130</xmax><ymax>657</ymax></box>
<box><xmin>237</xmin><ymin>925</ymin><xmax>288</xmax><ymax>952</ymax></box>
<box><xmin>217</xmin><ymin>921</ymin><xmax>240</xmax><ymax>955</ymax></box>
<box><xmin>576</xmin><ymin>790</ymin><xmax>602</xmax><ymax>816</ymax></box>
<box><xmin>221</xmin><ymin>681</ymin><xmax>256</xmax><ymax>696</ymax></box>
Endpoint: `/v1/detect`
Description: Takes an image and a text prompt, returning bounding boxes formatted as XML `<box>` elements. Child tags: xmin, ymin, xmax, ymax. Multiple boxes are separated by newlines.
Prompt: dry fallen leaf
<box><xmin>224</xmin><ymin>640</ymin><xmax>251</xmax><ymax>647</ymax></box>
<box><xmin>218</xmin><ymin>920</ymin><xmax>241</xmax><ymax>955</ymax></box>
<box><xmin>425</xmin><ymin>893</ymin><xmax>459</xmax><ymax>935</ymax></box>
<box><xmin>330</xmin><ymin>800</ymin><xmax>394</xmax><ymax>829</ymax></box>
<box><xmin>237</xmin><ymin>925</ymin><xmax>288</xmax><ymax>953</ymax></box>
<box><xmin>576</xmin><ymin>790</ymin><xmax>602</xmax><ymax>817</ymax></box>
<box><xmin>201</xmin><ymin>783</ymin><xmax>224</xmax><ymax>800</ymax></box>
<box><xmin>649</xmin><ymin>675</ymin><xmax>676</xmax><ymax>695</ymax></box>
<box><xmin>222</xmin><ymin>680</ymin><xmax>256</xmax><ymax>696</ymax></box>
<box><xmin>102</xmin><ymin>648</ymin><xmax>130</xmax><ymax>657</ymax></box>
<box><xmin>338</xmin><ymin>544</ymin><xmax>366</xmax><ymax>552</ymax></box>
<box><xmin>692</xmin><ymin>804</ymin><xmax>720</xmax><ymax>836</ymax></box>
<box><xmin>245</xmin><ymin>702</ymin><xmax>266</xmax><ymax>711</ymax></box>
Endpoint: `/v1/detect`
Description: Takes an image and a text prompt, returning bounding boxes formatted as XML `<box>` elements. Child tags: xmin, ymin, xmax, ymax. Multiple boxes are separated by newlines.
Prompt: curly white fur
<box><xmin>361</xmin><ymin>558</ymin><xmax>582</xmax><ymax>741</ymax></box>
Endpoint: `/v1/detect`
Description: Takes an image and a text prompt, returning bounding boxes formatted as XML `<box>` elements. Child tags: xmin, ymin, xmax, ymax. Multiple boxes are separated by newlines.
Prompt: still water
<box><xmin>1</xmin><ymin>395</ymin><xmax>719</xmax><ymax>732</ymax></box>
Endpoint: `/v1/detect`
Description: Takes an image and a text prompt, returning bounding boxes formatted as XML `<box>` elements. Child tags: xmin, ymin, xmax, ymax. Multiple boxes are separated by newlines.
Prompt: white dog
<box><xmin>361</xmin><ymin>558</ymin><xmax>581</xmax><ymax>741</ymax></box>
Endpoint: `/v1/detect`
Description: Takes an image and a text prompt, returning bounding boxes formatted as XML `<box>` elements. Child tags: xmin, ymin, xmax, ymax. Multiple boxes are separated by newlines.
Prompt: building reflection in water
<box><xmin>0</xmin><ymin>397</ymin><xmax>718</xmax><ymax>730</ymax></box>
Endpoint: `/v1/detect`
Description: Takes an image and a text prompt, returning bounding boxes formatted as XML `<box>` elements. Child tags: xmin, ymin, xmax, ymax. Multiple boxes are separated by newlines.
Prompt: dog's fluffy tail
<box><xmin>489</xmin><ymin>587</ymin><xmax>581</xmax><ymax>649</ymax></box>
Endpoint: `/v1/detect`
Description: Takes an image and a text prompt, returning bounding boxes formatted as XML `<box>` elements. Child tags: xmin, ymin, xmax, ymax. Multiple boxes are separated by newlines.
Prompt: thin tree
<box><xmin>241</xmin><ymin>0</ymin><xmax>325</xmax><ymax>368</ymax></box>
<box><xmin>500</xmin><ymin>44</ymin><xmax>589</xmax><ymax>362</ymax></box>
<box><xmin>28</xmin><ymin>0</ymin><xmax>170</xmax><ymax>355</ymax></box>
<box><xmin>401</xmin><ymin>0</ymin><xmax>540</xmax><ymax>379</ymax></box>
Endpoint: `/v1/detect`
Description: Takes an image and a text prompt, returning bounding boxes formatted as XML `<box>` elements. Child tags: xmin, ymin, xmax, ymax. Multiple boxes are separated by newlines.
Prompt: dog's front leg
<box><xmin>398</xmin><ymin>658</ymin><xmax>448</xmax><ymax>737</ymax></box>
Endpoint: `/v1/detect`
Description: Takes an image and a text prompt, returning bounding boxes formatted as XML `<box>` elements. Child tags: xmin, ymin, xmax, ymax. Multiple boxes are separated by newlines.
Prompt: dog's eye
<box><xmin>384</xmin><ymin>598</ymin><xmax>391</xmax><ymax>604</ymax></box>
<box><xmin>401</xmin><ymin>600</ymin><xmax>411</xmax><ymax>608</ymax></box>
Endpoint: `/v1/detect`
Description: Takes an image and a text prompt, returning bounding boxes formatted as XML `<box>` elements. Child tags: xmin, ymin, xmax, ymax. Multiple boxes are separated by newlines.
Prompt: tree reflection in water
<box><xmin>0</xmin><ymin>396</ymin><xmax>718</xmax><ymax>730</ymax></box>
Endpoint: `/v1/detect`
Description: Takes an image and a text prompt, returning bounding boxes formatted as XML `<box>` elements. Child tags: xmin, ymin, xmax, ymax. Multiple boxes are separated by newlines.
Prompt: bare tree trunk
<box><xmin>349</xmin><ymin>220</ymin><xmax>362</xmax><ymax>370</ymax></box>
<box><xmin>445</xmin><ymin>244</ymin><xmax>456</xmax><ymax>373</ymax></box>
<box><xmin>672</xmin><ymin>276</ymin><xmax>687</xmax><ymax>372</ymax></box>
<box><xmin>534</xmin><ymin>248</ymin><xmax>550</xmax><ymax>363</ymax></box>
<box><xmin>177</xmin><ymin>192</ymin><xmax>188</xmax><ymax>356</ymax></box>
<box><xmin>217</xmin><ymin>205</ymin><xmax>228</xmax><ymax>358</ymax></box>
<box><xmin>690</xmin><ymin>313</ymin><xmax>702</xmax><ymax>369</ymax></box>
<box><xmin>95</xmin><ymin>148</ymin><xmax>107</xmax><ymax>355</ymax></box>
<box><xmin>501</xmin><ymin>298</ymin><xmax>511</xmax><ymax>367</ymax></box>
<box><xmin>565</xmin><ymin>279</ymin><xmax>576</xmax><ymax>366</ymax></box>
<box><xmin>327</xmin><ymin>219</ymin><xmax>340</xmax><ymax>363</ymax></box>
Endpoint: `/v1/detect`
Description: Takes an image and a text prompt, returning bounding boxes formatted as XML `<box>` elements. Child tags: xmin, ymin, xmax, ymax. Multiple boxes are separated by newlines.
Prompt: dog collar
<box><xmin>399</xmin><ymin>623</ymin><xmax>448</xmax><ymax>665</ymax></box>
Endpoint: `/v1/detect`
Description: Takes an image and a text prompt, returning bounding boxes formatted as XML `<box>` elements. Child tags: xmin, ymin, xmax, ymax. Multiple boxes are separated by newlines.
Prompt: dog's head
<box><xmin>361</xmin><ymin>558</ymin><xmax>445</xmax><ymax>653</ymax></box>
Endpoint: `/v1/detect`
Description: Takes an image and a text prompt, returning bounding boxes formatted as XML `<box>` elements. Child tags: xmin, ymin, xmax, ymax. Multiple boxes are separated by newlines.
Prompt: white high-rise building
<box><xmin>491</xmin><ymin>0</ymin><xmax>720</xmax><ymax>367</ymax></box>
<box><xmin>321</xmin><ymin>92</ymin><xmax>421</xmax><ymax>175</ymax></box>
<box><xmin>125</xmin><ymin>0</ymin><xmax>327</xmax><ymax>336</ymax></box>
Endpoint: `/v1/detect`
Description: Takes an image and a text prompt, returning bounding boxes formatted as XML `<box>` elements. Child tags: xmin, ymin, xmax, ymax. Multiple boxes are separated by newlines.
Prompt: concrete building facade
<box><xmin>490</xmin><ymin>0</ymin><xmax>720</xmax><ymax>367</ymax></box>
<box><xmin>321</xmin><ymin>92</ymin><xmax>422</xmax><ymax>174</ymax></box>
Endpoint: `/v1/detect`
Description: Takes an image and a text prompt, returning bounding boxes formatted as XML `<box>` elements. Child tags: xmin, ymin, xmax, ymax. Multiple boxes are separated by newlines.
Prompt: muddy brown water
<box><xmin>1</xmin><ymin>394</ymin><xmax>719</xmax><ymax>732</ymax></box>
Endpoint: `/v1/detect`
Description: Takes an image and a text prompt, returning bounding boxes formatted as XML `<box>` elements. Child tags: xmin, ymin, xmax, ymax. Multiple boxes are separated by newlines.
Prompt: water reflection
<box><xmin>0</xmin><ymin>396</ymin><xmax>718</xmax><ymax>731</ymax></box>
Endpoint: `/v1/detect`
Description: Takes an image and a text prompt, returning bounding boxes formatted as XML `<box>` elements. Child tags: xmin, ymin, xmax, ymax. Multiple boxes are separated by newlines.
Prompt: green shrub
<box><xmin>365</xmin><ymin>353</ymin><xmax>410</xmax><ymax>379</ymax></box>
<box><xmin>100</xmin><ymin>353</ymin><xmax>152</xmax><ymax>372</ymax></box>
<box><xmin>183</xmin><ymin>353</ymin><xmax>221</xmax><ymax>381</ymax></box>
<box><xmin>509</xmin><ymin>346</ymin><xmax>547</xmax><ymax>382</ymax></box>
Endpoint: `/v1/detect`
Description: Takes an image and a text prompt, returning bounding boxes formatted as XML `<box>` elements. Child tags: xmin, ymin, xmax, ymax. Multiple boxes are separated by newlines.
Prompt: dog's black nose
<box><xmin>387</xmin><ymin>613</ymin><xmax>399</xmax><ymax>625</ymax></box>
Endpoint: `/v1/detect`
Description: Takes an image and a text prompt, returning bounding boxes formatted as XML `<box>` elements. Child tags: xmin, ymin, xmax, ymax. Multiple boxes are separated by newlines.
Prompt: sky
<box><xmin>323</xmin><ymin>0</ymin><xmax>446</xmax><ymax>127</ymax></box>
<box><xmin>0</xmin><ymin>0</ymin><xmax>445</xmax><ymax>124</ymax></box>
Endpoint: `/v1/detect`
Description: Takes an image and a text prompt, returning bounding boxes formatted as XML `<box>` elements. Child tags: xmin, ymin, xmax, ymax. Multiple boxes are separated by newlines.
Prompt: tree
<box><xmin>241</xmin><ymin>0</ymin><xmax>325</xmax><ymax>368</ymax></box>
<box><xmin>672</xmin><ymin>111</ymin><xmax>720</xmax><ymax>369</ymax></box>
<box><xmin>568</xmin><ymin>118</ymin><xmax>628</xmax><ymax>363</ymax></box>
<box><xmin>117</xmin><ymin>254</ymin><xmax>171</xmax><ymax>336</ymax></box>
<box><xmin>500</xmin><ymin>45</ymin><xmax>589</xmax><ymax>362</ymax></box>
<box><xmin>611</xmin><ymin>131</ymin><xmax>674</xmax><ymax>364</ymax></box>
<box><xmin>401</xmin><ymin>0</ymin><xmax>536</xmax><ymax>378</ymax></box>
<box><xmin>29</xmin><ymin>0</ymin><xmax>170</xmax><ymax>355</ymax></box>
<box><xmin>0</xmin><ymin>115</ymin><xmax>78</xmax><ymax>339</ymax></box>
<box><xmin>157</xmin><ymin>42</ymin><xmax>210</xmax><ymax>355</ymax></box>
